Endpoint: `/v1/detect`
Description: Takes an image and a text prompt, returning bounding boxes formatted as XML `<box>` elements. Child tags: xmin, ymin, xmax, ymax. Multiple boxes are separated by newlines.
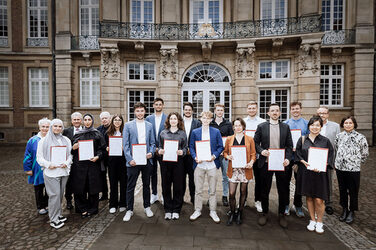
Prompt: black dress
<box><xmin>295</xmin><ymin>134</ymin><xmax>334</xmax><ymax>201</ymax></box>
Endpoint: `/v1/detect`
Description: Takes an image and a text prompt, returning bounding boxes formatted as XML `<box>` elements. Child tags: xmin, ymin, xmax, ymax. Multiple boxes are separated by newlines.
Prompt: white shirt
<box><xmin>320</xmin><ymin>121</ymin><xmax>328</xmax><ymax>136</ymax></box>
<box><xmin>197</xmin><ymin>127</ymin><xmax>216</xmax><ymax>170</ymax></box>
<box><xmin>184</xmin><ymin>116</ymin><xmax>193</xmax><ymax>137</ymax></box>
<box><xmin>36</xmin><ymin>137</ymin><xmax>72</xmax><ymax>178</ymax></box>
<box><xmin>155</xmin><ymin>114</ymin><xmax>162</xmax><ymax>137</ymax></box>
<box><xmin>114</xmin><ymin>130</ymin><xmax>121</xmax><ymax>136</ymax></box>
<box><xmin>136</xmin><ymin>120</ymin><xmax>146</xmax><ymax>144</ymax></box>
<box><xmin>73</xmin><ymin>126</ymin><xmax>82</xmax><ymax>135</ymax></box>
<box><xmin>244</xmin><ymin>116</ymin><xmax>266</xmax><ymax>131</ymax></box>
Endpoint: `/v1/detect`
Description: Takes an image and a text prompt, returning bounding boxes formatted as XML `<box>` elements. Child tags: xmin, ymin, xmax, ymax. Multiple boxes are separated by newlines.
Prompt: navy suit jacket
<box><xmin>146</xmin><ymin>113</ymin><xmax>167</xmax><ymax>148</ymax></box>
<box><xmin>189</xmin><ymin>127</ymin><xmax>224</xmax><ymax>170</ymax></box>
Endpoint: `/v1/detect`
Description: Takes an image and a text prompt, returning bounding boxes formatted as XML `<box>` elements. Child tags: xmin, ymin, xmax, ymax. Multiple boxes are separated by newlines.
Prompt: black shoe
<box><xmin>236</xmin><ymin>211</ymin><xmax>243</xmax><ymax>225</ymax></box>
<box><xmin>325</xmin><ymin>206</ymin><xmax>334</xmax><ymax>215</ymax></box>
<box><xmin>222</xmin><ymin>196</ymin><xmax>229</xmax><ymax>207</ymax></box>
<box><xmin>345</xmin><ymin>211</ymin><xmax>354</xmax><ymax>224</ymax></box>
<box><xmin>99</xmin><ymin>195</ymin><xmax>108</xmax><ymax>201</ymax></box>
<box><xmin>279</xmin><ymin>214</ymin><xmax>288</xmax><ymax>229</ymax></box>
<box><xmin>66</xmin><ymin>201</ymin><xmax>73</xmax><ymax>210</ymax></box>
<box><xmin>50</xmin><ymin>220</ymin><xmax>64</xmax><ymax>229</ymax></box>
<box><xmin>227</xmin><ymin>212</ymin><xmax>235</xmax><ymax>226</ymax></box>
<box><xmin>58</xmin><ymin>216</ymin><xmax>67</xmax><ymax>222</ymax></box>
<box><xmin>258</xmin><ymin>214</ymin><xmax>268</xmax><ymax>226</ymax></box>
<box><xmin>339</xmin><ymin>208</ymin><xmax>348</xmax><ymax>222</ymax></box>
<box><xmin>81</xmin><ymin>212</ymin><xmax>90</xmax><ymax>218</ymax></box>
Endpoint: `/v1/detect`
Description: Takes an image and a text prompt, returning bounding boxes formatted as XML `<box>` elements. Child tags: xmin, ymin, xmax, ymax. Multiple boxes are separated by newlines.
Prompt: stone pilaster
<box><xmin>56</xmin><ymin>54</ymin><xmax>73</xmax><ymax>126</ymax></box>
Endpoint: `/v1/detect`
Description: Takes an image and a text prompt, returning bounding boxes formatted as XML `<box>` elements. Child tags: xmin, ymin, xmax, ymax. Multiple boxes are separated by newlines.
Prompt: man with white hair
<box><xmin>63</xmin><ymin>112</ymin><xmax>83</xmax><ymax>210</ymax></box>
<box><xmin>97</xmin><ymin>111</ymin><xmax>111</xmax><ymax>201</ymax></box>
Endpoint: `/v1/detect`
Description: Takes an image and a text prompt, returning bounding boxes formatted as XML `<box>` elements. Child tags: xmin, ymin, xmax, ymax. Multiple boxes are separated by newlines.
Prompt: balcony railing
<box><xmin>100</xmin><ymin>15</ymin><xmax>321</xmax><ymax>40</ymax></box>
<box><xmin>71</xmin><ymin>36</ymin><xmax>100</xmax><ymax>50</ymax></box>
<box><xmin>322</xmin><ymin>29</ymin><xmax>355</xmax><ymax>45</ymax></box>
<box><xmin>0</xmin><ymin>37</ymin><xmax>8</xmax><ymax>47</ymax></box>
<box><xmin>27</xmin><ymin>38</ymin><xmax>49</xmax><ymax>47</ymax></box>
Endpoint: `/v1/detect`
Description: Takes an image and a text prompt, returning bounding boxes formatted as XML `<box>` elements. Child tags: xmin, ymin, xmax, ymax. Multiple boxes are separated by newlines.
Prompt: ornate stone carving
<box><xmin>160</xmin><ymin>48</ymin><xmax>178</xmax><ymax>80</ymax></box>
<box><xmin>331</xmin><ymin>48</ymin><xmax>342</xmax><ymax>63</ymax></box>
<box><xmin>298</xmin><ymin>42</ymin><xmax>321</xmax><ymax>75</ymax></box>
<box><xmin>311</xmin><ymin>44</ymin><xmax>320</xmax><ymax>73</ymax></box>
<box><xmin>272</xmin><ymin>38</ymin><xmax>283</xmax><ymax>58</ymax></box>
<box><xmin>298</xmin><ymin>44</ymin><xmax>310</xmax><ymax>75</ymax></box>
<box><xmin>101</xmin><ymin>47</ymin><xmax>119</xmax><ymax>78</ymax></box>
<box><xmin>201</xmin><ymin>42</ymin><xmax>213</xmax><ymax>61</ymax></box>
<box><xmin>236</xmin><ymin>46</ymin><xmax>255</xmax><ymax>78</ymax></box>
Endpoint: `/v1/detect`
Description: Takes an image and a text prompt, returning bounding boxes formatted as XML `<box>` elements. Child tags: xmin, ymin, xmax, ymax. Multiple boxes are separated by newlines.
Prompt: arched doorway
<box><xmin>181</xmin><ymin>63</ymin><xmax>231</xmax><ymax>119</ymax></box>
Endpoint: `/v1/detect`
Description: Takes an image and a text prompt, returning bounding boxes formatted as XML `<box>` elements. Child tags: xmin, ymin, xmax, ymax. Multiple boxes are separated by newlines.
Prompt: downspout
<box><xmin>373</xmin><ymin>1</ymin><xmax>376</xmax><ymax>146</ymax></box>
<box><xmin>51</xmin><ymin>0</ymin><xmax>56</xmax><ymax>118</ymax></box>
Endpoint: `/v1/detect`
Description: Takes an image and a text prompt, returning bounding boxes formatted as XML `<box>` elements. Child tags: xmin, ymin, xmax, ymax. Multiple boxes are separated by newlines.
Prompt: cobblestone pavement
<box><xmin>0</xmin><ymin>144</ymin><xmax>375</xmax><ymax>249</ymax></box>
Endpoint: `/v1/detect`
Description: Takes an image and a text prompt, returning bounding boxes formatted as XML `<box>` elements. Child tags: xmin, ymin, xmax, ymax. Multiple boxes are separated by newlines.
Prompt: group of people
<box><xmin>23</xmin><ymin>98</ymin><xmax>369</xmax><ymax>233</ymax></box>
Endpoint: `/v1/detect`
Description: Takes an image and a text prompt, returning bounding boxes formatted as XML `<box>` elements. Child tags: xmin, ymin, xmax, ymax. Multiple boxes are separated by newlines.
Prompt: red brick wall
<box><xmin>11</xmin><ymin>0</ymin><xmax>23</xmax><ymax>52</ymax></box>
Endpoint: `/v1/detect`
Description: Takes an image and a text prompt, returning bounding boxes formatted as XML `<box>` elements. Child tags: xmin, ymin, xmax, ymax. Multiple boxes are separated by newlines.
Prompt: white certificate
<box><xmin>195</xmin><ymin>140</ymin><xmax>212</xmax><ymax>161</ymax></box>
<box><xmin>245</xmin><ymin>130</ymin><xmax>256</xmax><ymax>138</ymax></box>
<box><xmin>51</xmin><ymin>146</ymin><xmax>67</xmax><ymax>165</ymax></box>
<box><xmin>163</xmin><ymin>140</ymin><xmax>179</xmax><ymax>162</ymax></box>
<box><xmin>132</xmin><ymin>144</ymin><xmax>147</xmax><ymax>165</ymax></box>
<box><xmin>307</xmin><ymin>147</ymin><xmax>329</xmax><ymax>172</ymax></box>
<box><xmin>222</xmin><ymin>137</ymin><xmax>227</xmax><ymax>146</ymax></box>
<box><xmin>291</xmin><ymin>129</ymin><xmax>302</xmax><ymax>149</ymax></box>
<box><xmin>78</xmin><ymin>140</ymin><xmax>94</xmax><ymax>161</ymax></box>
<box><xmin>109</xmin><ymin>136</ymin><xmax>123</xmax><ymax>156</ymax></box>
<box><xmin>231</xmin><ymin>146</ymin><xmax>247</xmax><ymax>168</ymax></box>
<box><xmin>268</xmin><ymin>149</ymin><xmax>285</xmax><ymax>171</ymax></box>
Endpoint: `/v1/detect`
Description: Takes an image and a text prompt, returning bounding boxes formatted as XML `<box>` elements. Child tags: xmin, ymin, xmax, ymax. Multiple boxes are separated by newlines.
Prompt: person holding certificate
<box><xmin>296</xmin><ymin>116</ymin><xmax>334</xmax><ymax>234</ymax></box>
<box><xmin>335</xmin><ymin>116</ymin><xmax>368</xmax><ymax>224</ymax></box>
<box><xmin>71</xmin><ymin>114</ymin><xmax>107</xmax><ymax>218</ymax></box>
<box><xmin>36</xmin><ymin>119</ymin><xmax>72</xmax><ymax>229</ymax></box>
<box><xmin>158</xmin><ymin>112</ymin><xmax>188</xmax><ymax>220</ymax></box>
<box><xmin>104</xmin><ymin>114</ymin><xmax>127</xmax><ymax>214</ymax></box>
<box><xmin>223</xmin><ymin>118</ymin><xmax>256</xmax><ymax>225</ymax></box>
<box><xmin>189</xmin><ymin>111</ymin><xmax>224</xmax><ymax>223</ymax></box>
<box><xmin>253</xmin><ymin>103</ymin><xmax>293</xmax><ymax>228</ymax></box>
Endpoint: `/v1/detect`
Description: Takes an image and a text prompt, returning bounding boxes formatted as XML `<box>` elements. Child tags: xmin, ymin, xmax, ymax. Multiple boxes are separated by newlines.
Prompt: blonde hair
<box><xmin>200</xmin><ymin>111</ymin><xmax>213</xmax><ymax>119</ymax></box>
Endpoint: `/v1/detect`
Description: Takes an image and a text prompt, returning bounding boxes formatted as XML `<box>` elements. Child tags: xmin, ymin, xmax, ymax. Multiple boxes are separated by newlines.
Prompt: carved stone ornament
<box><xmin>160</xmin><ymin>48</ymin><xmax>178</xmax><ymax>80</ymax></box>
<box><xmin>101</xmin><ymin>47</ymin><xmax>120</xmax><ymax>78</ymax></box>
<box><xmin>201</xmin><ymin>42</ymin><xmax>213</xmax><ymax>61</ymax></box>
<box><xmin>298</xmin><ymin>44</ymin><xmax>310</xmax><ymax>75</ymax></box>
<box><xmin>272</xmin><ymin>38</ymin><xmax>284</xmax><ymax>58</ymax></box>
<box><xmin>236</xmin><ymin>46</ymin><xmax>255</xmax><ymax>78</ymax></box>
<box><xmin>298</xmin><ymin>41</ymin><xmax>321</xmax><ymax>75</ymax></box>
<box><xmin>331</xmin><ymin>47</ymin><xmax>342</xmax><ymax>63</ymax></box>
<box><xmin>311</xmin><ymin>44</ymin><xmax>320</xmax><ymax>74</ymax></box>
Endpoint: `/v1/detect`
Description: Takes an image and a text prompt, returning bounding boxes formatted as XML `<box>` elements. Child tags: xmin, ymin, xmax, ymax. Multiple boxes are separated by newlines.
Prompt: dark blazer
<box><xmin>253</xmin><ymin>121</ymin><xmax>293</xmax><ymax>168</ymax></box>
<box><xmin>63</xmin><ymin>127</ymin><xmax>75</xmax><ymax>142</ymax></box>
<box><xmin>185</xmin><ymin>118</ymin><xmax>201</xmax><ymax>143</ymax></box>
<box><xmin>146</xmin><ymin>113</ymin><xmax>167</xmax><ymax>148</ymax></box>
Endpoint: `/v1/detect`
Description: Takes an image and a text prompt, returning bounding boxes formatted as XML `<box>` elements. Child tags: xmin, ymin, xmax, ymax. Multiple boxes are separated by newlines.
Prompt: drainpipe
<box><xmin>51</xmin><ymin>0</ymin><xmax>56</xmax><ymax>118</ymax></box>
<box><xmin>373</xmin><ymin>50</ymin><xmax>376</xmax><ymax>146</ymax></box>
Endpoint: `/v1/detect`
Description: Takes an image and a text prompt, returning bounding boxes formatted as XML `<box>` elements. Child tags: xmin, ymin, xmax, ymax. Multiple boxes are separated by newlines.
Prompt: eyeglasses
<box><xmin>114</xmin><ymin>119</ymin><xmax>122</xmax><ymax>122</ymax></box>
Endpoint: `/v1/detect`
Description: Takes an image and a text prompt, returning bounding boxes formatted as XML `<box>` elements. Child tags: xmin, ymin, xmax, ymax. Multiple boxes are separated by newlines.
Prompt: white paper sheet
<box><xmin>222</xmin><ymin>137</ymin><xmax>227</xmax><ymax>146</ymax></box>
<box><xmin>109</xmin><ymin>136</ymin><xmax>123</xmax><ymax>156</ymax></box>
<box><xmin>231</xmin><ymin>146</ymin><xmax>247</xmax><ymax>168</ymax></box>
<box><xmin>51</xmin><ymin>146</ymin><xmax>67</xmax><ymax>165</ymax></box>
<box><xmin>307</xmin><ymin>147</ymin><xmax>329</xmax><ymax>172</ymax></box>
<box><xmin>132</xmin><ymin>144</ymin><xmax>147</xmax><ymax>165</ymax></box>
<box><xmin>291</xmin><ymin>129</ymin><xmax>302</xmax><ymax>149</ymax></box>
<box><xmin>268</xmin><ymin>149</ymin><xmax>285</xmax><ymax>171</ymax></box>
<box><xmin>79</xmin><ymin>140</ymin><xmax>94</xmax><ymax>161</ymax></box>
<box><xmin>196</xmin><ymin>140</ymin><xmax>212</xmax><ymax>161</ymax></box>
<box><xmin>163</xmin><ymin>140</ymin><xmax>179</xmax><ymax>162</ymax></box>
<box><xmin>245</xmin><ymin>130</ymin><xmax>256</xmax><ymax>138</ymax></box>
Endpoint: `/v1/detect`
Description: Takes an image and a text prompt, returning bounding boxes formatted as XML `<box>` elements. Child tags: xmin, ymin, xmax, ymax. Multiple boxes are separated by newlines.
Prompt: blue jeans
<box><xmin>220</xmin><ymin>156</ymin><xmax>229</xmax><ymax>197</ymax></box>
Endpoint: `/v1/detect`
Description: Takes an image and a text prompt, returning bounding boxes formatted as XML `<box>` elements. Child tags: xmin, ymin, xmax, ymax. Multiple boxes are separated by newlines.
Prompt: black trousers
<box><xmin>336</xmin><ymin>169</ymin><xmax>360</xmax><ymax>211</ymax></box>
<box><xmin>151</xmin><ymin>156</ymin><xmax>161</xmax><ymax>195</ymax></box>
<box><xmin>108</xmin><ymin>160</ymin><xmax>127</xmax><ymax>208</ymax></box>
<box><xmin>64</xmin><ymin>175</ymin><xmax>73</xmax><ymax>202</ymax></box>
<box><xmin>127</xmin><ymin>163</ymin><xmax>152</xmax><ymax>211</ymax></box>
<box><xmin>285</xmin><ymin>161</ymin><xmax>303</xmax><ymax>208</ymax></box>
<box><xmin>161</xmin><ymin>159</ymin><xmax>185</xmax><ymax>213</ymax></box>
<box><xmin>182</xmin><ymin>154</ymin><xmax>195</xmax><ymax>201</ymax></box>
<box><xmin>253</xmin><ymin>159</ymin><xmax>262</xmax><ymax>202</ymax></box>
<box><xmin>100</xmin><ymin>168</ymin><xmax>109</xmax><ymax>198</ymax></box>
<box><xmin>259</xmin><ymin>163</ymin><xmax>288</xmax><ymax>214</ymax></box>
<box><xmin>75</xmin><ymin>193</ymin><xmax>99</xmax><ymax>214</ymax></box>
<box><xmin>34</xmin><ymin>184</ymin><xmax>48</xmax><ymax>209</ymax></box>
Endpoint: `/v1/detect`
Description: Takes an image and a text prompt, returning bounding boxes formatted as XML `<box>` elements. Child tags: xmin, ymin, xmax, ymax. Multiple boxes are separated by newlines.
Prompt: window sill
<box><xmin>0</xmin><ymin>107</ymin><xmax>14</xmax><ymax>111</ymax></box>
<box><xmin>20</xmin><ymin>107</ymin><xmax>53</xmax><ymax>110</ymax></box>
<box><xmin>73</xmin><ymin>106</ymin><xmax>101</xmax><ymax>110</ymax></box>
<box><xmin>325</xmin><ymin>106</ymin><xmax>352</xmax><ymax>111</ymax></box>
<box><xmin>256</xmin><ymin>80</ymin><xmax>294</xmax><ymax>87</ymax></box>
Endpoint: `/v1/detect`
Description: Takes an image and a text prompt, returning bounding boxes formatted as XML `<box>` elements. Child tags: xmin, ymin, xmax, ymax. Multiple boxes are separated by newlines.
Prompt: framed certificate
<box><xmin>195</xmin><ymin>140</ymin><xmax>212</xmax><ymax>161</ymax></box>
<box><xmin>291</xmin><ymin>129</ymin><xmax>302</xmax><ymax>149</ymax></box>
<box><xmin>268</xmin><ymin>148</ymin><xmax>285</xmax><ymax>171</ymax></box>
<box><xmin>132</xmin><ymin>144</ymin><xmax>147</xmax><ymax>165</ymax></box>
<box><xmin>307</xmin><ymin>147</ymin><xmax>329</xmax><ymax>172</ymax></box>
<box><xmin>50</xmin><ymin>146</ymin><xmax>67</xmax><ymax>165</ymax></box>
<box><xmin>163</xmin><ymin>140</ymin><xmax>179</xmax><ymax>162</ymax></box>
<box><xmin>78</xmin><ymin>140</ymin><xmax>94</xmax><ymax>161</ymax></box>
<box><xmin>109</xmin><ymin>136</ymin><xmax>123</xmax><ymax>156</ymax></box>
<box><xmin>231</xmin><ymin>146</ymin><xmax>247</xmax><ymax>168</ymax></box>
<box><xmin>245</xmin><ymin>130</ymin><xmax>256</xmax><ymax>138</ymax></box>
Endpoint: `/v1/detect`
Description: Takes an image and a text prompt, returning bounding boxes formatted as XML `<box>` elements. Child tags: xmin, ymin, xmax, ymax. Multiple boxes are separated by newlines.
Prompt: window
<box><xmin>131</xmin><ymin>0</ymin><xmax>154</xmax><ymax>23</ymax></box>
<box><xmin>190</xmin><ymin>0</ymin><xmax>222</xmax><ymax>24</ymax></box>
<box><xmin>320</xmin><ymin>64</ymin><xmax>344</xmax><ymax>106</ymax></box>
<box><xmin>28</xmin><ymin>0</ymin><xmax>48</xmax><ymax>38</ymax></box>
<box><xmin>0</xmin><ymin>67</ymin><xmax>8</xmax><ymax>107</ymax></box>
<box><xmin>128</xmin><ymin>62</ymin><xmax>155</xmax><ymax>81</ymax></box>
<box><xmin>261</xmin><ymin>0</ymin><xmax>287</xmax><ymax>19</ymax></box>
<box><xmin>0</xmin><ymin>0</ymin><xmax>7</xmax><ymax>38</ymax></box>
<box><xmin>29</xmin><ymin>68</ymin><xmax>49</xmax><ymax>107</ymax></box>
<box><xmin>128</xmin><ymin>90</ymin><xmax>155</xmax><ymax>120</ymax></box>
<box><xmin>80</xmin><ymin>0</ymin><xmax>99</xmax><ymax>36</ymax></box>
<box><xmin>80</xmin><ymin>67</ymin><xmax>100</xmax><ymax>107</ymax></box>
<box><xmin>322</xmin><ymin>0</ymin><xmax>344</xmax><ymax>31</ymax></box>
<box><xmin>259</xmin><ymin>89</ymin><xmax>289</xmax><ymax>121</ymax></box>
<box><xmin>259</xmin><ymin>60</ymin><xmax>289</xmax><ymax>79</ymax></box>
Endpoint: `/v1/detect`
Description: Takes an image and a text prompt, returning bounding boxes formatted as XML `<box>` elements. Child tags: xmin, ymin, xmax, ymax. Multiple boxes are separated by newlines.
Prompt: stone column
<box><xmin>100</xmin><ymin>41</ymin><xmax>122</xmax><ymax>115</ymax></box>
<box><xmin>56</xmin><ymin>54</ymin><xmax>73</xmax><ymax>126</ymax></box>
<box><xmin>159</xmin><ymin>43</ymin><xmax>179</xmax><ymax>113</ymax></box>
<box><xmin>233</xmin><ymin>40</ymin><xmax>256</xmax><ymax>117</ymax></box>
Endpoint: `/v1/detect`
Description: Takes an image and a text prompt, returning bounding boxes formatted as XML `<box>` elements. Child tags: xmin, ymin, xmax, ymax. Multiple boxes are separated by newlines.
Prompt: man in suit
<box><xmin>146</xmin><ymin>98</ymin><xmax>167</xmax><ymax>204</ymax></box>
<box><xmin>253</xmin><ymin>103</ymin><xmax>293</xmax><ymax>228</ymax></box>
<box><xmin>317</xmin><ymin>106</ymin><xmax>340</xmax><ymax>215</ymax></box>
<box><xmin>189</xmin><ymin>111</ymin><xmax>224</xmax><ymax>223</ymax></box>
<box><xmin>122</xmin><ymin>102</ymin><xmax>156</xmax><ymax>222</ymax></box>
<box><xmin>182</xmin><ymin>102</ymin><xmax>201</xmax><ymax>204</ymax></box>
<box><xmin>62</xmin><ymin>112</ymin><xmax>83</xmax><ymax>210</ymax></box>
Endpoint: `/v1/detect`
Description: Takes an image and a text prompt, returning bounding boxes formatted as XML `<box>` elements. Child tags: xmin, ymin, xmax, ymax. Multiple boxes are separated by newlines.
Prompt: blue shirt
<box><xmin>23</xmin><ymin>134</ymin><xmax>45</xmax><ymax>186</ymax></box>
<box><xmin>284</xmin><ymin>117</ymin><xmax>309</xmax><ymax>136</ymax></box>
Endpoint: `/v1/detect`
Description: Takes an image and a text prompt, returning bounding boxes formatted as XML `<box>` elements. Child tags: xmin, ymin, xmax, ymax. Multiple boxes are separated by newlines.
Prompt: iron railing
<box><xmin>71</xmin><ymin>35</ymin><xmax>100</xmax><ymax>50</ymax></box>
<box><xmin>27</xmin><ymin>37</ymin><xmax>49</xmax><ymax>47</ymax></box>
<box><xmin>322</xmin><ymin>29</ymin><xmax>356</xmax><ymax>45</ymax></box>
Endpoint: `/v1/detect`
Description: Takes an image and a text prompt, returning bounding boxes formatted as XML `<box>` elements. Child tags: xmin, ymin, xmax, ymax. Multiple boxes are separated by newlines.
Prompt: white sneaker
<box><xmin>190</xmin><ymin>210</ymin><xmax>201</xmax><ymax>221</ymax></box>
<box><xmin>255</xmin><ymin>201</ymin><xmax>263</xmax><ymax>213</ymax></box>
<box><xmin>109</xmin><ymin>207</ymin><xmax>116</xmax><ymax>214</ymax></box>
<box><xmin>150</xmin><ymin>194</ymin><xmax>158</xmax><ymax>204</ymax></box>
<box><xmin>119</xmin><ymin>207</ymin><xmax>126</xmax><ymax>212</ymax></box>
<box><xmin>307</xmin><ymin>220</ymin><xmax>316</xmax><ymax>232</ymax></box>
<box><xmin>172</xmin><ymin>213</ymin><xmax>179</xmax><ymax>220</ymax></box>
<box><xmin>209</xmin><ymin>211</ymin><xmax>220</xmax><ymax>224</ymax></box>
<box><xmin>315</xmin><ymin>222</ymin><xmax>324</xmax><ymax>234</ymax></box>
<box><xmin>123</xmin><ymin>210</ymin><xmax>133</xmax><ymax>222</ymax></box>
<box><xmin>164</xmin><ymin>212</ymin><xmax>172</xmax><ymax>220</ymax></box>
<box><xmin>144</xmin><ymin>207</ymin><xmax>154</xmax><ymax>217</ymax></box>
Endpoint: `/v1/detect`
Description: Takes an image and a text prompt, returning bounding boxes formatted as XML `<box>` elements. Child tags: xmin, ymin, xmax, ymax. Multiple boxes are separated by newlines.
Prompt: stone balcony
<box><xmin>321</xmin><ymin>29</ymin><xmax>356</xmax><ymax>46</ymax></box>
<box><xmin>71</xmin><ymin>35</ymin><xmax>100</xmax><ymax>50</ymax></box>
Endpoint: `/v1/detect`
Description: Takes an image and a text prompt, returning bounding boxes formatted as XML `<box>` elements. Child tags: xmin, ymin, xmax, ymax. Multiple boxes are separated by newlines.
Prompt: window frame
<box><xmin>258</xmin><ymin>88</ymin><xmax>290</xmax><ymax>121</ymax></box>
<box><xmin>189</xmin><ymin>0</ymin><xmax>223</xmax><ymax>24</ymax></box>
<box><xmin>28</xmin><ymin>68</ymin><xmax>49</xmax><ymax>107</ymax></box>
<box><xmin>127</xmin><ymin>89</ymin><xmax>155</xmax><ymax>121</ymax></box>
<box><xmin>0</xmin><ymin>0</ymin><xmax>7</xmax><ymax>38</ymax></box>
<box><xmin>127</xmin><ymin>62</ymin><xmax>156</xmax><ymax>81</ymax></box>
<box><xmin>130</xmin><ymin>0</ymin><xmax>154</xmax><ymax>23</ymax></box>
<box><xmin>79</xmin><ymin>0</ymin><xmax>99</xmax><ymax>36</ymax></box>
<box><xmin>258</xmin><ymin>60</ymin><xmax>290</xmax><ymax>80</ymax></box>
<box><xmin>260</xmin><ymin>0</ymin><xmax>288</xmax><ymax>20</ymax></box>
<box><xmin>80</xmin><ymin>67</ymin><xmax>100</xmax><ymax>107</ymax></box>
<box><xmin>0</xmin><ymin>66</ymin><xmax>8</xmax><ymax>107</ymax></box>
<box><xmin>321</xmin><ymin>0</ymin><xmax>346</xmax><ymax>31</ymax></box>
<box><xmin>320</xmin><ymin>64</ymin><xmax>344</xmax><ymax>107</ymax></box>
<box><xmin>27</xmin><ymin>0</ymin><xmax>48</xmax><ymax>38</ymax></box>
